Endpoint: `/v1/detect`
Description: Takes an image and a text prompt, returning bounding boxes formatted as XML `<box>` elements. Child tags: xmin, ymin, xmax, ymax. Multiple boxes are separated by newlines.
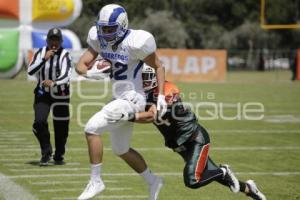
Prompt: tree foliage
<box><xmin>68</xmin><ymin>0</ymin><xmax>299</xmax><ymax>49</ymax></box>
<box><xmin>131</xmin><ymin>10</ymin><xmax>188</xmax><ymax>48</ymax></box>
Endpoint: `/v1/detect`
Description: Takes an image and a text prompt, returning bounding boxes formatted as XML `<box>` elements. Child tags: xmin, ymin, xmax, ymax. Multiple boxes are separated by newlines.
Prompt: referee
<box><xmin>28</xmin><ymin>28</ymin><xmax>72</xmax><ymax>166</ymax></box>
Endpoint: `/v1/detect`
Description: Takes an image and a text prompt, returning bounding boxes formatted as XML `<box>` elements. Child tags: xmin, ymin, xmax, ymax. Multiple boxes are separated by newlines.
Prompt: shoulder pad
<box><xmin>127</xmin><ymin>30</ymin><xmax>156</xmax><ymax>59</ymax></box>
<box><xmin>87</xmin><ymin>26</ymin><xmax>98</xmax><ymax>41</ymax></box>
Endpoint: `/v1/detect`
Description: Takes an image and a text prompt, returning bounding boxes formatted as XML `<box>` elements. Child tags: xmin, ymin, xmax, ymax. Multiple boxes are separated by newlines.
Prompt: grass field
<box><xmin>0</xmin><ymin>70</ymin><xmax>299</xmax><ymax>200</ymax></box>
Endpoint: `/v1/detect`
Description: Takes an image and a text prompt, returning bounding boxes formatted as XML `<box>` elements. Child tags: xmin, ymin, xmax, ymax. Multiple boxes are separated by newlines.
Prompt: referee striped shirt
<box><xmin>28</xmin><ymin>47</ymin><xmax>72</xmax><ymax>94</ymax></box>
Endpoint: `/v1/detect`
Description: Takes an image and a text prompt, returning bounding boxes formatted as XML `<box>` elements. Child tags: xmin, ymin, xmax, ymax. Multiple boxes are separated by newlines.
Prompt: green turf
<box><xmin>0</xmin><ymin>70</ymin><xmax>300</xmax><ymax>200</ymax></box>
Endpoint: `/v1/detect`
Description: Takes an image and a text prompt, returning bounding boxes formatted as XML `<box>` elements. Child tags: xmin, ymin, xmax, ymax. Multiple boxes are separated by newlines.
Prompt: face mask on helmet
<box><xmin>96</xmin><ymin>4</ymin><xmax>128</xmax><ymax>45</ymax></box>
<box><xmin>142</xmin><ymin>65</ymin><xmax>158</xmax><ymax>91</ymax></box>
<box><xmin>96</xmin><ymin>22</ymin><xmax>120</xmax><ymax>42</ymax></box>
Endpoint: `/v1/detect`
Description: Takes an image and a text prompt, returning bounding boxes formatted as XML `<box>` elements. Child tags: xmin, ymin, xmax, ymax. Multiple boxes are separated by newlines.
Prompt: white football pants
<box><xmin>84</xmin><ymin>90</ymin><xmax>145</xmax><ymax>155</ymax></box>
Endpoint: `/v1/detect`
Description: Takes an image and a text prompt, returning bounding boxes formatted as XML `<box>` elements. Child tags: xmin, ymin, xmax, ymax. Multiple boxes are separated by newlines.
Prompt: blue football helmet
<box><xmin>96</xmin><ymin>4</ymin><xmax>128</xmax><ymax>45</ymax></box>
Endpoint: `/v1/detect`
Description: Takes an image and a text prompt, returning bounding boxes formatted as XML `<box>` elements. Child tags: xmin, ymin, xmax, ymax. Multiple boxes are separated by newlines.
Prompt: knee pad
<box><xmin>84</xmin><ymin>116</ymin><xmax>103</xmax><ymax>134</ymax></box>
<box><xmin>184</xmin><ymin>177</ymin><xmax>202</xmax><ymax>189</ymax></box>
<box><xmin>84</xmin><ymin>111</ymin><xmax>109</xmax><ymax>135</ymax></box>
<box><xmin>183</xmin><ymin>169</ymin><xmax>204</xmax><ymax>189</ymax></box>
<box><xmin>111</xmin><ymin>145</ymin><xmax>129</xmax><ymax>156</ymax></box>
<box><xmin>84</xmin><ymin>122</ymin><xmax>99</xmax><ymax>135</ymax></box>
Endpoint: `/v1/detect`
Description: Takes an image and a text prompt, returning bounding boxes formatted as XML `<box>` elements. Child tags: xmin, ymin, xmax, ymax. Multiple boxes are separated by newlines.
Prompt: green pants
<box><xmin>177</xmin><ymin>125</ymin><xmax>225</xmax><ymax>188</ymax></box>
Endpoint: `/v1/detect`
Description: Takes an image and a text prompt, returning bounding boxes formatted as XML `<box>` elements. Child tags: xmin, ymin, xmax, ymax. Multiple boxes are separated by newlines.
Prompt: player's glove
<box><xmin>85</xmin><ymin>62</ymin><xmax>111</xmax><ymax>80</ymax></box>
<box><xmin>157</xmin><ymin>94</ymin><xmax>167</xmax><ymax>118</ymax></box>
<box><xmin>105</xmin><ymin>111</ymin><xmax>135</xmax><ymax>123</ymax></box>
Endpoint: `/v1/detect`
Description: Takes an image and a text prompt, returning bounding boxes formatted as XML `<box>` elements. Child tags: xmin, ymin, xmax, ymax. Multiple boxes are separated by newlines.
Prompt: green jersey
<box><xmin>146</xmin><ymin>82</ymin><xmax>200</xmax><ymax>148</ymax></box>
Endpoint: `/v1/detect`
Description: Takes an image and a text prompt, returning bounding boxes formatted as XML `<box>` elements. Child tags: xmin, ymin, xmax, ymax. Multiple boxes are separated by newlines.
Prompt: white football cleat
<box><xmin>77</xmin><ymin>179</ymin><xmax>105</xmax><ymax>200</ymax></box>
<box><xmin>246</xmin><ymin>180</ymin><xmax>267</xmax><ymax>200</ymax></box>
<box><xmin>220</xmin><ymin>164</ymin><xmax>240</xmax><ymax>193</ymax></box>
<box><xmin>149</xmin><ymin>176</ymin><xmax>163</xmax><ymax>200</ymax></box>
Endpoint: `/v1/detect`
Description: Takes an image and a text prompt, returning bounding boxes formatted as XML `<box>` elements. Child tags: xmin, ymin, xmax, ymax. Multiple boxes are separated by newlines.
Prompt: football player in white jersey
<box><xmin>76</xmin><ymin>4</ymin><xmax>166</xmax><ymax>200</ymax></box>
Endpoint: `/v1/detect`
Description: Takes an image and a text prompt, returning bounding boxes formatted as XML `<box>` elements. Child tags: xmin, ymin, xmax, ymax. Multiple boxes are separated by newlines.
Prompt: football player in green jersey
<box><xmin>107</xmin><ymin>65</ymin><xmax>266</xmax><ymax>200</ymax></box>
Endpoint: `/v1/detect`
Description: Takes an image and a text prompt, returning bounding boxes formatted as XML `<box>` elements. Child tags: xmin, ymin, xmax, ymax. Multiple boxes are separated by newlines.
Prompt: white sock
<box><xmin>140</xmin><ymin>168</ymin><xmax>156</xmax><ymax>185</ymax></box>
<box><xmin>91</xmin><ymin>163</ymin><xmax>102</xmax><ymax>182</ymax></box>
<box><xmin>220</xmin><ymin>167</ymin><xmax>226</xmax><ymax>178</ymax></box>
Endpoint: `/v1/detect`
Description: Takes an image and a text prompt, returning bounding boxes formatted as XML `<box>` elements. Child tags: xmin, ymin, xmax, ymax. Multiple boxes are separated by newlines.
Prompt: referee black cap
<box><xmin>47</xmin><ymin>28</ymin><xmax>62</xmax><ymax>40</ymax></box>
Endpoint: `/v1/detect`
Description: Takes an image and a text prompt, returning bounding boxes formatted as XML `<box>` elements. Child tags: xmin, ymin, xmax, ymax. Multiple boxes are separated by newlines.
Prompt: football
<box><xmin>88</xmin><ymin>59</ymin><xmax>112</xmax><ymax>73</ymax></box>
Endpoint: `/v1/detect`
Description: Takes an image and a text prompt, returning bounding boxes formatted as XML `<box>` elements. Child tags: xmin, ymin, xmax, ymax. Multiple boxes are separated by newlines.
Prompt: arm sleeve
<box><xmin>27</xmin><ymin>47</ymin><xmax>46</xmax><ymax>75</ymax></box>
<box><xmin>55</xmin><ymin>52</ymin><xmax>72</xmax><ymax>86</ymax></box>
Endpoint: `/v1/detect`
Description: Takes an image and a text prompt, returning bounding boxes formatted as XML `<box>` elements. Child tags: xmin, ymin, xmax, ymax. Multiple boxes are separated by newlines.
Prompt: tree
<box><xmin>67</xmin><ymin>0</ymin><xmax>299</xmax><ymax>49</ymax></box>
<box><xmin>131</xmin><ymin>10</ymin><xmax>188</xmax><ymax>48</ymax></box>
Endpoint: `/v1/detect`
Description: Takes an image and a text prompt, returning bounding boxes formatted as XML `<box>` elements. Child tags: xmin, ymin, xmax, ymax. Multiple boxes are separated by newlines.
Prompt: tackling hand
<box><xmin>157</xmin><ymin>94</ymin><xmax>167</xmax><ymax>118</ymax></box>
<box><xmin>105</xmin><ymin>111</ymin><xmax>135</xmax><ymax>123</ymax></box>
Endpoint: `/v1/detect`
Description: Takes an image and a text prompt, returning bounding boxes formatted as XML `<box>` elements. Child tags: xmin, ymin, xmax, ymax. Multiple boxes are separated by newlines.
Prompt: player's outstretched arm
<box><xmin>76</xmin><ymin>47</ymin><xmax>98</xmax><ymax>76</ymax></box>
<box><xmin>134</xmin><ymin>104</ymin><xmax>157</xmax><ymax>123</ymax></box>
<box><xmin>106</xmin><ymin>104</ymin><xmax>157</xmax><ymax>124</ymax></box>
<box><xmin>143</xmin><ymin>53</ymin><xmax>167</xmax><ymax>117</ymax></box>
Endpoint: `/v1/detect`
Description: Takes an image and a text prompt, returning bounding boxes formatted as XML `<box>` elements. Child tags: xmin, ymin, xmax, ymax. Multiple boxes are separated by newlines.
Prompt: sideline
<box><xmin>0</xmin><ymin>172</ymin><xmax>36</xmax><ymax>200</ymax></box>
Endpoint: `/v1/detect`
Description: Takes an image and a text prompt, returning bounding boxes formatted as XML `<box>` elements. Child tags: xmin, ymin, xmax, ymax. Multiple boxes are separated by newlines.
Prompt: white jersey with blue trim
<box><xmin>87</xmin><ymin>26</ymin><xmax>156</xmax><ymax>99</ymax></box>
